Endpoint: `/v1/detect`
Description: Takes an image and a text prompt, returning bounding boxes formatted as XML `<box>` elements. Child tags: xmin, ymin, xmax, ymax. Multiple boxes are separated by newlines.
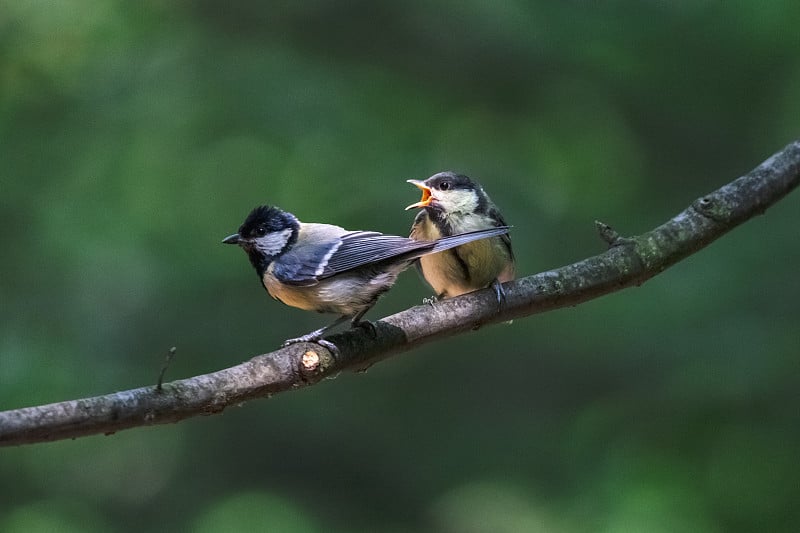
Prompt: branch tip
<box><xmin>156</xmin><ymin>346</ymin><xmax>177</xmax><ymax>391</ymax></box>
<box><xmin>595</xmin><ymin>220</ymin><xmax>624</xmax><ymax>246</ymax></box>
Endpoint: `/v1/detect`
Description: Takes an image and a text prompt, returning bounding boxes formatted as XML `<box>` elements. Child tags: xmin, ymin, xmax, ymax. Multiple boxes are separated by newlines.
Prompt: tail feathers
<box><xmin>430</xmin><ymin>226</ymin><xmax>511</xmax><ymax>254</ymax></box>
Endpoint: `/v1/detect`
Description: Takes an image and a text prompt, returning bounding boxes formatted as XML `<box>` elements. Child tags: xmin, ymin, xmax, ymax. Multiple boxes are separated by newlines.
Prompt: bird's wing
<box><xmin>272</xmin><ymin>226</ymin><xmax>510</xmax><ymax>285</ymax></box>
<box><xmin>269</xmin><ymin>223</ymin><xmax>347</xmax><ymax>286</ymax></box>
<box><xmin>320</xmin><ymin>231</ymin><xmax>436</xmax><ymax>277</ymax></box>
<box><xmin>270</xmin><ymin>237</ymin><xmax>343</xmax><ymax>286</ymax></box>
<box><xmin>428</xmin><ymin>226</ymin><xmax>510</xmax><ymax>254</ymax></box>
<box><xmin>271</xmin><ymin>226</ymin><xmax>435</xmax><ymax>285</ymax></box>
<box><xmin>328</xmin><ymin>227</ymin><xmax>510</xmax><ymax>276</ymax></box>
<box><xmin>488</xmin><ymin>207</ymin><xmax>514</xmax><ymax>260</ymax></box>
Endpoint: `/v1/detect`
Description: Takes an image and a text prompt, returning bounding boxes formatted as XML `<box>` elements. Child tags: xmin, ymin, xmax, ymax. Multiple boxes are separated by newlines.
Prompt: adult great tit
<box><xmin>406</xmin><ymin>171</ymin><xmax>515</xmax><ymax>302</ymax></box>
<box><xmin>223</xmin><ymin>205</ymin><xmax>510</xmax><ymax>345</ymax></box>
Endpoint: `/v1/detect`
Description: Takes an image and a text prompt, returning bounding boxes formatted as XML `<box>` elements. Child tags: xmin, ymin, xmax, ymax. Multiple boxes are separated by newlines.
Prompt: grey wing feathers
<box><xmin>273</xmin><ymin>226</ymin><xmax>510</xmax><ymax>285</ymax></box>
<box><xmin>489</xmin><ymin>208</ymin><xmax>515</xmax><ymax>260</ymax></box>
<box><xmin>430</xmin><ymin>226</ymin><xmax>511</xmax><ymax>253</ymax></box>
<box><xmin>270</xmin><ymin>238</ymin><xmax>342</xmax><ymax>286</ymax></box>
<box><xmin>322</xmin><ymin>227</ymin><xmax>511</xmax><ymax>277</ymax></box>
<box><xmin>323</xmin><ymin>232</ymin><xmax>435</xmax><ymax>275</ymax></box>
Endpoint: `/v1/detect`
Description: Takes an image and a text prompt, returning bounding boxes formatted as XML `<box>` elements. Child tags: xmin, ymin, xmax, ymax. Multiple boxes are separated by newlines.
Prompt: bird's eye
<box><xmin>440</xmin><ymin>181</ymin><xmax>450</xmax><ymax>190</ymax></box>
<box><xmin>255</xmin><ymin>227</ymin><xmax>267</xmax><ymax>237</ymax></box>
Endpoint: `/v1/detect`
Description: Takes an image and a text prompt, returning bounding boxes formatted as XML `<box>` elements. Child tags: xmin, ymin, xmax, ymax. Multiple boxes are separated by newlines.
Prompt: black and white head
<box><xmin>223</xmin><ymin>205</ymin><xmax>299</xmax><ymax>272</ymax></box>
<box><xmin>406</xmin><ymin>171</ymin><xmax>490</xmax><ymax>215</ymax></box>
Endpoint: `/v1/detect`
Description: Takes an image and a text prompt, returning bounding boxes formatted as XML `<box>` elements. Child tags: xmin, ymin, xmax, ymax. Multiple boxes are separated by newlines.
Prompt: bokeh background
<box><xmin>2</xmin><ymin>2</ymin><xmax>799</xmax><ymax>532</ymax></box>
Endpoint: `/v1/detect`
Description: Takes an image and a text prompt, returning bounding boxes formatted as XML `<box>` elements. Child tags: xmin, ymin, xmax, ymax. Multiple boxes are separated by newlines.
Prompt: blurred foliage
<box><xmin>1</xmin><ymin>1</ymin><xmax>799</xmax><ymax>532</ymax></box>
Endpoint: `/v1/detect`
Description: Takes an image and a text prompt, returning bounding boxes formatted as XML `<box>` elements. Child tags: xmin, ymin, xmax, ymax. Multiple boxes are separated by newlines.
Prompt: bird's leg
<box><xmin>350</xmin><ymin>305</ymin><xmax>378</xmax><ymax>337</ymax></box>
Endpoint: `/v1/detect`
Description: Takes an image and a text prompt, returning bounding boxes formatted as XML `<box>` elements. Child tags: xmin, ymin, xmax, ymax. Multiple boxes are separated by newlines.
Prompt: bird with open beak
<box><xmin>406</xmin><ymin>171</ymin><xmax>515</xmax><ymax>302</ymax></box>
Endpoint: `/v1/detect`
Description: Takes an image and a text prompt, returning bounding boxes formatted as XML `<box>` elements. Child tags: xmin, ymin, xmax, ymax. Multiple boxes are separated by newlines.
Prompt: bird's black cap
<box><xmin>425</xmin><ymin>171</ymin><xmax>478</xmax><ymax>191</ymax></box>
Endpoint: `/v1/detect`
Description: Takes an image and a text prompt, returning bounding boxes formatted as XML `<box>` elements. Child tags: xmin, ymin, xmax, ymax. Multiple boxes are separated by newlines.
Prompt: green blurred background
<box><xmin>1</xmin><ymin>1</ymin><xmax>799</xmax><ymax>532</ymax></box>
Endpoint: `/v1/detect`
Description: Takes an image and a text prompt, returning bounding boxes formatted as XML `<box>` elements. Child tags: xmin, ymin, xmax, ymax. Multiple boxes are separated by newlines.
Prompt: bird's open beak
<box><xmin>222</xmin><ymin>233</ymin><xmax>241</xmax><ymax>245</ymax></box>
<box><xmin>405</xmin><ymin>180</ymin><xmax>434</xmax><ymax>210</ymax></box>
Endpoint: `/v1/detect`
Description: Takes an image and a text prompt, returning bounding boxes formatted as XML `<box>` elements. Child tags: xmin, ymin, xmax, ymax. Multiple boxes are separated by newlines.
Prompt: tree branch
<box><xmin>2</xmin><ymin>140</ymin><xmax>799</xmax><ymax>447</ymax></box>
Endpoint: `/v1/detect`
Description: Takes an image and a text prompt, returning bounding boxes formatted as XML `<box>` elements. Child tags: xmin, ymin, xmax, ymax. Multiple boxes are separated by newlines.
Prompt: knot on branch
<box><xmin>296</xmin><ymin>344</ymin><xmax>337</xmax><ymax>382</ymax></box>
<box><xmin>693</xmin><ymin>194</ymin><xmax>730</xmax><ymax>222</ymax></box>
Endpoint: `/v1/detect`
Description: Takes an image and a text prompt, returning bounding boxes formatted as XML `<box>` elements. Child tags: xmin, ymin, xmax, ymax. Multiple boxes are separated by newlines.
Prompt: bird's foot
<box><xmin>282</xmin><ymin>332</ymin><xmax>340</xmax><ymax>358</ymax></box>
<box><xmin>491</xmin><ymin>279</ymin><xmax>514</xmax><ymax>324</ymax></box>
<box><xmin>353</xmin><ymin>320</ymin><xmax>378</xmax><ymax>338</ymax></box>
<box><xmin>492</xmin><ymin>279</ymin><xmax>507</xmax><ymax>309</ymax></box>
<box><xmin>282</xmin><ymin>324</ymin><xmax>329</xmax><ymax>347</ymax></box>
<box><xmin>314</xmin><ymin>339</ymin><xmax>340</xmax><ymax>358</ymax></box>
<box><xmin>422</xmin><ymin>295</ymin><xmax>438</xmax><ymax>306</ymax></box>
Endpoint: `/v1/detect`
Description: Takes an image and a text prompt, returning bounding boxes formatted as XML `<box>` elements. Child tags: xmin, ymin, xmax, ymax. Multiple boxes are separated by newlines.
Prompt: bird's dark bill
<box><xmin>222</xmin><ymin>233</ymin><xmax>241</xmax><ymax>244</ymax></box>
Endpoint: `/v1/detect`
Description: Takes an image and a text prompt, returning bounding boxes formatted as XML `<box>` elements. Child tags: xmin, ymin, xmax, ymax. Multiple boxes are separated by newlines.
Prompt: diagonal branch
<box><xmin>1</xmin><ymin>140</ymin><xmax>799</xmax><ymax>447</ymax></box>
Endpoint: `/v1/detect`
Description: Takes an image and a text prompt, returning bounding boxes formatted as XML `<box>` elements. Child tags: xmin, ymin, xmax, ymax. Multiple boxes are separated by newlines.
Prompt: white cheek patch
<box><xmin>440</xmin><ymin>190</ymin><xmax>478</xmax><ymax>214</ymax></box>
<box><xmin>254</xmin><ymin>228</ymin><xmax>293</xmax><ymax>256</ymax></box>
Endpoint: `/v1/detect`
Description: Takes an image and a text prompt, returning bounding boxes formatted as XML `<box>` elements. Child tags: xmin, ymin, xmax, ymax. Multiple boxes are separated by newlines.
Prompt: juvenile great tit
<box><xmin>406</xmin><ymin>172</ymin><xmax>515</xmax><ymax>302</ymax></box>
<box><xmin>223</xmin><ymin>205</ymin><xmax>510</xmax><ymax>345</ymax></box>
